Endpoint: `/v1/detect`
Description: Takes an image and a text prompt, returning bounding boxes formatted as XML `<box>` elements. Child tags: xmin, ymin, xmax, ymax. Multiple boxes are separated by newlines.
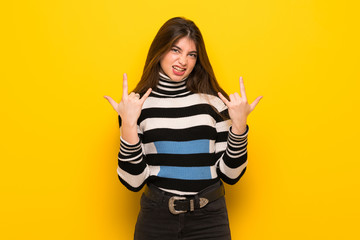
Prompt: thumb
<box><xmin>218</xmin><ymin>92</ymin><xmax>230</xmax><ymax>106</ymax></box>
<box><xmin>140</xmin><ymin>88</ymin><xmax>152</xmax><ymax>104</ymax></box>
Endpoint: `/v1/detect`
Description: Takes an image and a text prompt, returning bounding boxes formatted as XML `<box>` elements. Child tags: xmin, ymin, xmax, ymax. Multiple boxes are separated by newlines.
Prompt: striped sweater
<box><xmin>117</xmin><ymin>73</ymin><xmax>249</xmax><ymax>195</ymax></box>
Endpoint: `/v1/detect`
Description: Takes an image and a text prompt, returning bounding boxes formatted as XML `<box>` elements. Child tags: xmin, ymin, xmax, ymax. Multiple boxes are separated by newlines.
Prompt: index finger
<box><xmin>239</xmin><ymin>76</ymin><xmax>247</xmax><ymax>100</ymax></box>
<box><xmin>122</xmin><ymin>73</ymin><xmax>128</xmax><ymax>99</ymax></box>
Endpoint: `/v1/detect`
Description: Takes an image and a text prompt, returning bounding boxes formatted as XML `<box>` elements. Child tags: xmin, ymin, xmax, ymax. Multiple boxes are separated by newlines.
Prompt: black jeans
<box><xmin>134</xmin><ymin>182</ymin><xmax>231</xmax><ymax>240</ymax></box>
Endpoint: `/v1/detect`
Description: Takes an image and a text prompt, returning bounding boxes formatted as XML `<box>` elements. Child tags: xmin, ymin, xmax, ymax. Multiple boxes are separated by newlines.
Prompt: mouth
<box><xmin>172</xmin><ymin>65</ymin><xmax>186</xmax><ymax>72</ymax></box>
<box><xmin>172</xmin><ymin>65</ymin><xmax>186</xmax><ymax>76</ymax></box>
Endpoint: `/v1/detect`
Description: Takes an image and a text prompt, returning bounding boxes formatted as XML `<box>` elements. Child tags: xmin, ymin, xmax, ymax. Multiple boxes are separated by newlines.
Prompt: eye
<box><xmin>189</xmin><ymin>53</ymin><xmax>197</xmax><ymax>58</ymax></box>
<box><xmin>171</xmin><ymin>48</ymin><xmax>180</xmax><ymax>53</ymax></box>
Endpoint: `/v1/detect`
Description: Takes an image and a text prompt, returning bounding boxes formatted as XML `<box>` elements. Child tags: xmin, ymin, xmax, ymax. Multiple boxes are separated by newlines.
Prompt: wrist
<box><xmin>120</xmin><ymin>121</ymin><xmax>139</xmax><ymax>144</ymax></box>
<box><xmin>121</xmin><ymin>121</ymin><xmax>137</xmax><ymax>129</ymax></box>
<box><xmin>231</xmin><ymin>122</ymin><xmax>247</xmax><ymax>135</ymax></box>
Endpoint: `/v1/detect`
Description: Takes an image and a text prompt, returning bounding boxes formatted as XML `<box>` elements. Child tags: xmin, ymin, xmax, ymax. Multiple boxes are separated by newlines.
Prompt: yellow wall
<box><xmin>1</xmin><ymin>0</ymin><xmax>359</xmax><ymax>239</ymax></box>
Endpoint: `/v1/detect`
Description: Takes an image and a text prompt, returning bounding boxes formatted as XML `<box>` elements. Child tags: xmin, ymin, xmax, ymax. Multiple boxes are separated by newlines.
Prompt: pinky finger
<box><xmin>250</xmin><ymin>96</ymin><xmax>263</xmax><ymax>111</ymax></box>
<box><xmin>104</xmin><ymin>95</ymin><xmax>118</xmax><ymax>111</ymax></box>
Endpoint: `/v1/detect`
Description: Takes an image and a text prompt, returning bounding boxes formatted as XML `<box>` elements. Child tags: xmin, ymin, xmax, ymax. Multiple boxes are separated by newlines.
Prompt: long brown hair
<box><xmin>133</xmin><ymin>17</ymin><xmax>229</xmax><ymax>100</ymax></box>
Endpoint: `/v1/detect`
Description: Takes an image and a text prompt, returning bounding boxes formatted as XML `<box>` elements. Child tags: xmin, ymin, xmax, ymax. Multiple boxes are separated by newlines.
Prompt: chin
<box><xmin>171</xmin><ymin>76</ymin><xmax>185</xmax><ymax>82</ymax></box>
<box><xmin>162</xmin><ymin>68</ymin><xmax>190</xmax><ymax>82</ymax></box>
<box><xmin>169</xmin><ymin>72</ymin><xmax>190</xmax><ymax>82</ymax></box>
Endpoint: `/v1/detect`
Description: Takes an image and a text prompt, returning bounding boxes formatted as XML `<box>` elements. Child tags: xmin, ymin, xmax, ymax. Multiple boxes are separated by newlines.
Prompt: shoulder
<box><xmin>198</xmin><ymin>93</ymin><xmax>227</xmax><ymax>112</ymax></box>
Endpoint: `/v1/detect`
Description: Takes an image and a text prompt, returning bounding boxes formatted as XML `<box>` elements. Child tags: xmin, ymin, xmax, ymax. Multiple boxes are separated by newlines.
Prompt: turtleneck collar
<box><xmin>152</xmin><ymin>72</ymin><xmax>191</xmax><ymax>97</ymax></box>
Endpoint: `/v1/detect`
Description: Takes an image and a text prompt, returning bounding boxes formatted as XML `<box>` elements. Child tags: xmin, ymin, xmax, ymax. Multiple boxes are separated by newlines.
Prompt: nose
<box><xmin>178</xmin><ymin>54</ymin><xmax>187</xmax><ymax>66</ymax></box>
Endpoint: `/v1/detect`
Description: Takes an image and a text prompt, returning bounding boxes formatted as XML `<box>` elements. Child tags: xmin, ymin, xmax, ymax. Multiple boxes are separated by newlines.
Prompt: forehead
<box><xmin>173</xmin><ymin>37</ymin><xmax>197</xmax><ymax>51</ymax></box>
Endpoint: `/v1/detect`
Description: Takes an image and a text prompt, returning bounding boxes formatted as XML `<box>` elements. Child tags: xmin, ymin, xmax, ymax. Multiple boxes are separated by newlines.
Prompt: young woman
<box><xmin>104</xmin><ymin>17</ymin><xmax>262</xmax><ymax>240</ymax></box>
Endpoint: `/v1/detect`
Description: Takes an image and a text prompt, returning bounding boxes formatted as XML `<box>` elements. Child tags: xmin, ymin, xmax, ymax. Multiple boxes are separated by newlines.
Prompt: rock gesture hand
<box><xmin>104</xmin><ymin>73</ymin><xmax>152</xmax><ymax>143</ymax></box>
<box><xmin>218</xmin><ymin>77</ymin><xmax>262</xmax><ymax>135</ymax></box>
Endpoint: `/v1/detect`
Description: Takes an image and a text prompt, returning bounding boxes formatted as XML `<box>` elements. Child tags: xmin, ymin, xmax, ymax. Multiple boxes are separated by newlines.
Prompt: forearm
<box><xmin>118</xmin><ymin>136</ymin><xmax>148</xmax><ymax>191</ymax></box>
<box><xmin>217</xmin><ymin>125</ymin><xmax>249</xmax><ymax>184</ymax></box>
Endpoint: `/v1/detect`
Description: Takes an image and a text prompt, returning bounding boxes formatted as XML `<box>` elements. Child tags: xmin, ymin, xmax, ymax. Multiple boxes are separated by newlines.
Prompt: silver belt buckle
<box><xmin>199</xmin><ymin>198</ymin><xmax>209</xmax><ymax>208</ymax></box>
<box><xmin>168</xmin><ymin>196</ymin><xmax>186</xmax><ymax>215</ymax></box>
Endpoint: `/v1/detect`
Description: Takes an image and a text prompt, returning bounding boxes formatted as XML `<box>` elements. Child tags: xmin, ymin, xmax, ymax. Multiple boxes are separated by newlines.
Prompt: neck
<box><xmin>152</xmin><ymin>72</ymin><xmax>191</xmax><ymax>97</ymax></box>
<box><xmin>159</xmin><ymin>72</ymin><xmax>189</xmax><ymax>82</ymax></box>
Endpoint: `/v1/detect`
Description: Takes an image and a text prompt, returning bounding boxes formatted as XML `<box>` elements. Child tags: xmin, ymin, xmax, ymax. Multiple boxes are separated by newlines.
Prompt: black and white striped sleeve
<box><xmin>215</xmin><ymin>113</ymin><xmax>249</xmax><ymax>185</ymax></box>
<box><xmin>218</xmin><ymin>126</ymin><xmax>249</xmax><ymax>184</ymax></box>
<box><xmin>116</xmin><ymin>117</ymin><xmax>149</xmax><ymax>192</ymax></box>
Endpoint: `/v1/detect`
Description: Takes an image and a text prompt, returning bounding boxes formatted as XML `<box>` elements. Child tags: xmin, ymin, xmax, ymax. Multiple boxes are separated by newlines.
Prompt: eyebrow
<box><xmin>172</xmin><ymin>45</ymin><xmax>197</xmax><ymax>54</ymax></box>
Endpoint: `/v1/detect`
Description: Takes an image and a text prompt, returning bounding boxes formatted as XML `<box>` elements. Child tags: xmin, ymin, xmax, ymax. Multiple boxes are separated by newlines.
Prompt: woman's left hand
<box><xmin>218</xmin><ymin>76</ymin><xmax>263</xmax><ymax>135</ymax></box>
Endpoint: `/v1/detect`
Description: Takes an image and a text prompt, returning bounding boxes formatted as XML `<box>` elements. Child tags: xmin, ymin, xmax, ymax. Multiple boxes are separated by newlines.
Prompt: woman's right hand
<box><xmin>104</xmin><ymin>73</ymin><xmax>152</xmax><ymax>127</ymax></box>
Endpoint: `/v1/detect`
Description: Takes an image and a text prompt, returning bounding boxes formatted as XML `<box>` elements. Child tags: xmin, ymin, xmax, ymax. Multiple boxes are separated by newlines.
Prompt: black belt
<box><xmin>144</xmin><ymin>181</ymin><xmax>225</xmax><ymax>215</ymax></box>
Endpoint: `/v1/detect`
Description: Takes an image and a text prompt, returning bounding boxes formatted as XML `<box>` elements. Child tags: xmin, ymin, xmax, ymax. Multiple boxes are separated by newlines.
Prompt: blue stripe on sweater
<box><xmin>153</xmin><ymin>140</ymin><xmax>209</xmax><ymax>154</ymax></box>
<box><xmin>157</xmin><ymin>166</ymin><xmax>212</xmax><ymax>180</ymax></box>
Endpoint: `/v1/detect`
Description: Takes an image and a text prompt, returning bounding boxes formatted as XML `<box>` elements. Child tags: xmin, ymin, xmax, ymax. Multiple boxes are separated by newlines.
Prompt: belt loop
<box><xmin>190</xmin><ymin>199</ymin><xmax>195</xmax><ymax>212</ymax></box>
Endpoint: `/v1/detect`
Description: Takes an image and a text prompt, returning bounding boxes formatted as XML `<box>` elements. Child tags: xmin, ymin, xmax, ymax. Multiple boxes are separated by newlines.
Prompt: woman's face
<box><xmin>160</xmin><ymin>36</ymin><xmax>197</xmax><ymax>82</ymax></box>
